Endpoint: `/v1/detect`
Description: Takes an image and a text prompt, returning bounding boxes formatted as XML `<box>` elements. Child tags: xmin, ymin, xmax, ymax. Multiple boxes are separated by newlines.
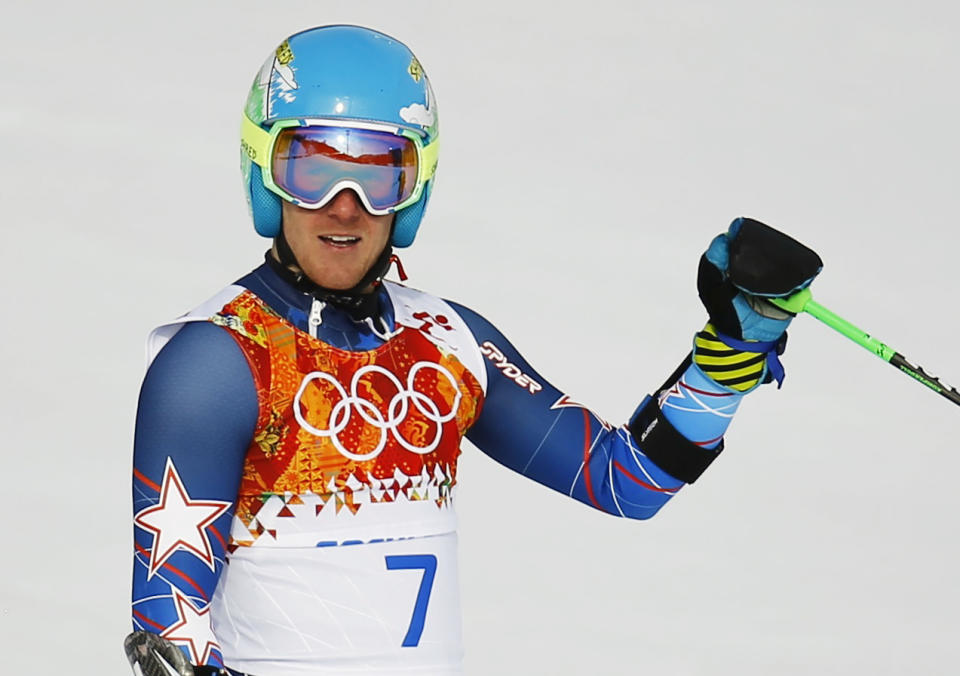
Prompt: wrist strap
<box><xmin>714</xmin><ymin>329</ymin><xmax>787</xmax><ymax>388</ymax></box>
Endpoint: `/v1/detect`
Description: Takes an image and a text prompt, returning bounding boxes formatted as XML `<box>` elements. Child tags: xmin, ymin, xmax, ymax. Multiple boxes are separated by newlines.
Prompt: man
<box><xmin>125</xmin><ymin>25</ymin><xmax>822</xmax><ymax>676</ymax></box>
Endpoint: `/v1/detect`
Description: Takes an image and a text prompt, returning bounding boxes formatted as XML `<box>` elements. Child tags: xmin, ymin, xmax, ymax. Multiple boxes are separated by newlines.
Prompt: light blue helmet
<box><xmin>241</xmin><ymin>25</ymin><xmax>438</xmax><ymax>248</ymax></box>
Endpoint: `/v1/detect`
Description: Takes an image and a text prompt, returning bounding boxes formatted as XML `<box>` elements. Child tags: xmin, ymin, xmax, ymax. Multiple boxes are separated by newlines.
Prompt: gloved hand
<box><xmin>694</xmin><ymin>217</ymin><xmax>822</xmax><ymax>391</ymax></box>
<box><xmin>123</xmin><ymin>631</ymin><xmax>226</xmax><ymax>676</ymax></box>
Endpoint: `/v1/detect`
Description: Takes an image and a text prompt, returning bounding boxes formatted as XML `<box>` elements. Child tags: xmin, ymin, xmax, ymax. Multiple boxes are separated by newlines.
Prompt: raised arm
<box><xmin>458</xmin><ymin>218</ymin><xmax>821</xmax><ymax>518</ymax></box>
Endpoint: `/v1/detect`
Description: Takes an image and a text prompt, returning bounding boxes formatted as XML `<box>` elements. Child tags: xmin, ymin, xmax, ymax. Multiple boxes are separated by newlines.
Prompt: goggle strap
<box><xmin>241</xmin><ymin>113</ymin><xmax>272</xmax><ymax>168</ymax></box>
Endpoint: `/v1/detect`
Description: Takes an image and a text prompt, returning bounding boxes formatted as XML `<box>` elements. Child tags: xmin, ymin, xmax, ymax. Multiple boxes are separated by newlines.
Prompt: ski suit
<box><xmin>131</xmin><ymin>260</ymin><xmax>742</xmax><ymax>675</ymax></box>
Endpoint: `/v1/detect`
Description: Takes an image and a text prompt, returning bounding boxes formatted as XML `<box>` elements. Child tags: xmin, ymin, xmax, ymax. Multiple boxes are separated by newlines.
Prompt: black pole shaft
<box><xmin>888</xmin><ymin>353</ymin><xmax>960</xmax><ymax>407</ymax></box>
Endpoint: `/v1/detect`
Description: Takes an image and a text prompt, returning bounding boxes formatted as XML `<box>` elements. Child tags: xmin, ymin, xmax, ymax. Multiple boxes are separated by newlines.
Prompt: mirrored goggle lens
<box><xmin>272</xmin><ymin>126</ymin><xmax>419</xmax><ymax>211</ymax></box>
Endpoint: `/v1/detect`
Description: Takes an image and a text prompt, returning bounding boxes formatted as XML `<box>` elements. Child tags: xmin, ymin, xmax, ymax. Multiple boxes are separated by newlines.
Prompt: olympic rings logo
<box><xmin>293</xmin><ymin>362</ymin><xmax>462</xmax><ymax>462</ymax></box>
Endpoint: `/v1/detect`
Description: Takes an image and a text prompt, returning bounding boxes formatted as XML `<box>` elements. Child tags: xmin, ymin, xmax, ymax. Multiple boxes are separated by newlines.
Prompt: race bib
<box><xmin>211</xmin><ymin>533</ymin><xmax>463</xmax><ymax>675</ymax></box>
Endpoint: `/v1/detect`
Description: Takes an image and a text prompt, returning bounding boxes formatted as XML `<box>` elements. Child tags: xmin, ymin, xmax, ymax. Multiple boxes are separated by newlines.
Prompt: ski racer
<box><xmin>125</xmin><ymin>24</ymin><xmax>823</xmax><ymax>676</ymax></box>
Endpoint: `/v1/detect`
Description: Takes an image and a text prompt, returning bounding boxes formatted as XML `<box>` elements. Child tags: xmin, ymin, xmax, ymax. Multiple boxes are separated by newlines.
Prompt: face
<box><xmin>281</xmin><ymin>190</ymin><xmax>393</xmax><ymax>291</ymax></box>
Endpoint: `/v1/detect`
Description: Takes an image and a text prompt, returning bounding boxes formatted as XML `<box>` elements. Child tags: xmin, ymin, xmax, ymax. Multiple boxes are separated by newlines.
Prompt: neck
<box><xmin>267</xmin><ymin>233</ymin><xmax>393</xmax><ymax>320</ymax></box>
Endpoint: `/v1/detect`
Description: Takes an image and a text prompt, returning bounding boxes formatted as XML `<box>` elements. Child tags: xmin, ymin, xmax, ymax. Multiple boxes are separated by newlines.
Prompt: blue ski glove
<box><xmin>695</xmin><ymin>217</ymin><xmax>822</xmax><ymax>391</ymax></box>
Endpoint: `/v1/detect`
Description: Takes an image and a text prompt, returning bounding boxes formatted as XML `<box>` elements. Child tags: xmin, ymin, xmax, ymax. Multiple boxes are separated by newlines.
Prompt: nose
<box><xmin>325</xmin><ymin>188</ymin><xmax>367</xmax><ymax>221</ymax></box>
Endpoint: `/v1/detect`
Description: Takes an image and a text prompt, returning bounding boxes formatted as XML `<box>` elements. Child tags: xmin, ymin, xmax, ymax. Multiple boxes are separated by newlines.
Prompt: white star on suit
<box><xmin>134</xmin><ymin>457</ymin><xmax>231</xmax><ymax>579</ymax></box>
<box><xmin>161</xmin><ymin>588</ymin><xmax>221</xmax><ymax>666</ymax></box>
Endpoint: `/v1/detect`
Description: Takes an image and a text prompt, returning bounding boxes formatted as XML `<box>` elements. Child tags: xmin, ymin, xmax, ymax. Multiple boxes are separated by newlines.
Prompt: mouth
<box><xmin>318</xmin><ymin>234</ymin><xmax>361</xmax><ymax>249</ymax></box>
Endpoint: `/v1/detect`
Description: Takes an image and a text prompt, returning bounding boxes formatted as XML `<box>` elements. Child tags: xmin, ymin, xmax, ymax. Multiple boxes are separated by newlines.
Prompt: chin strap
<box><xmin>268</xmin><ymin>228</ymin><xmax>395</xmax><ymax>320</ymax></box>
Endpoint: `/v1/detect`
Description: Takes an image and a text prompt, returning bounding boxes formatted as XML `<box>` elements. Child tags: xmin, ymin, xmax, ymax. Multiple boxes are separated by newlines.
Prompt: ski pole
<box><xmin>769</xmin><ymin>288</ymin><xmax>960</xmax><ymax>408</ymax></box>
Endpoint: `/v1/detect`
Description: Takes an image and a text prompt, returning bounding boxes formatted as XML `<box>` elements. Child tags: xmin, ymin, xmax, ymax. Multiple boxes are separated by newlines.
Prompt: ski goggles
<box><xmin>242</xmin><ymin>112</ymin><xmax>438</xmax><ymax>215</ymax></box>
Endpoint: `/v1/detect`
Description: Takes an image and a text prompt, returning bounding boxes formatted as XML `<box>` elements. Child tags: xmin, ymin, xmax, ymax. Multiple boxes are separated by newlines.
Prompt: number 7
<box><xmin>385</xmin><ymin>554</ymin><xmax>437</xmax><ymax>647</ymax></box>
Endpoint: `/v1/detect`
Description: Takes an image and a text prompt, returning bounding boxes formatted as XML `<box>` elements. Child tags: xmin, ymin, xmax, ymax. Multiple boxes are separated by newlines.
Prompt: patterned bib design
<box><xmin>211</xmin><ymin>291</ymin><xmax>485</xmax><ymax>548</ymax></box>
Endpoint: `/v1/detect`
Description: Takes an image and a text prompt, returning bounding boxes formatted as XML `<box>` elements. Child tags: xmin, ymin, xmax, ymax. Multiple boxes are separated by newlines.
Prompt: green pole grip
<box><xmin>803</xmin><ymin>301</ymin><xmax>896</xmax><ymax>362</ymax></box>
<box><xmin>769</xmin><ymin>290</ymin><xmax>960</xmax><ymax>407</ymax></box>
<box><xmin>769</xmin><ymin>291</ymin><xmax>895</xmax><ymax>362</ymax></box>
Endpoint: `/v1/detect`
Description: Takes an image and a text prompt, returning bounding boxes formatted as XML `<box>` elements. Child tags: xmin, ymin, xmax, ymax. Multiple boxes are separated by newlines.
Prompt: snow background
<box><xmin>1</xmin><ymin>1</ymin><xmax>958</xmax><ymax>673</ymax></box>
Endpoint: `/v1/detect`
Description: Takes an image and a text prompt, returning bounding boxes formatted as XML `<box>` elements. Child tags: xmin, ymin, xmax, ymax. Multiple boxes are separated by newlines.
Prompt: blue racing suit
<box><xmin>131</xmin><ymin>260</ymin><xmax>743</xmax><ymax>675</ymax></box>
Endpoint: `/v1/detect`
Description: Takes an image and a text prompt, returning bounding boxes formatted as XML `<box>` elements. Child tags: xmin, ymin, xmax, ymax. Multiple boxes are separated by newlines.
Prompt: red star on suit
<box><xmin>134</xmin><ymin>457</ymin><xmax>231</xmax><ymax>579</ymax></box>
<box><xmin>161</xmin><ymin>588</ymin><xmax>221</xmax><ymax>666</ymax></box>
